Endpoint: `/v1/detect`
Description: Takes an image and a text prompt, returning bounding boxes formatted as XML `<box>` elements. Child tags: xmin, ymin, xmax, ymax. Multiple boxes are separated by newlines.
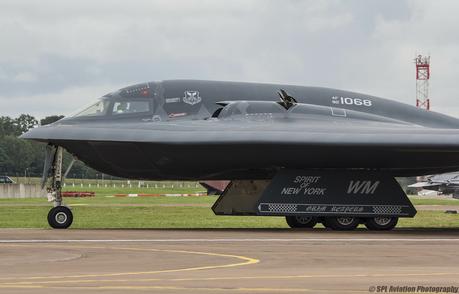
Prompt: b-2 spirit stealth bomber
<box><xmin>22</xmin><ymin>80</ymin><xmax>459</xmax><ymax>230</ymax></box>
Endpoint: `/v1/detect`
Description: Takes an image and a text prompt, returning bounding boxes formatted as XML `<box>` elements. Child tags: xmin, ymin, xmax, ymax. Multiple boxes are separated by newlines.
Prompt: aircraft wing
<box><xmin>22</xmin><ymin>117</ymin><xmax>459</xmax><ymax>148</ymax></box>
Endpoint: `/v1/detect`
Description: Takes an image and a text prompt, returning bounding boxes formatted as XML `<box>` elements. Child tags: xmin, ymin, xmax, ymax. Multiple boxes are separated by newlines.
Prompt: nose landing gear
<box><xmin>48</xmin><ymin>206</ymin><xmax>73</xmax><ymax>229</ymax></box>
<box><xmin>46</xmin><ymin>146</ymin><xmax>73</xmax><ymax>229</ymax></box>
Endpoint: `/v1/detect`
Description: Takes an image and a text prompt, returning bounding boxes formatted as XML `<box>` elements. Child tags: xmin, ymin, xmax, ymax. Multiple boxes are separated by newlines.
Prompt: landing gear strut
<box><xmin>46</xmin><ymin>146</ymin><xmax>73</xmax><ymax>229</ymax></box>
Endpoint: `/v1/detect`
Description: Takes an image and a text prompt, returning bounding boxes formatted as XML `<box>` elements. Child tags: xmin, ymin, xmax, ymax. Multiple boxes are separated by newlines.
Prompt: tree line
<box><xmin>0</xmin><ymin>114</ymin><xmax>99</xmax><ymax>179</ymax></box>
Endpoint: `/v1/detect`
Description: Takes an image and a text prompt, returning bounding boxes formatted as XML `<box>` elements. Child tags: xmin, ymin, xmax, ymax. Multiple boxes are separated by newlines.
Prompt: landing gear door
<box><xmin>256</xmin><ymin>170</ymin><xmax>417</xmax><ymax>217</ymax></box>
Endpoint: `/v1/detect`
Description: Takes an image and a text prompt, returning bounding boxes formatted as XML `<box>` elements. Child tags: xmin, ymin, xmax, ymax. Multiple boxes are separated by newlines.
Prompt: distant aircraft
<box><xmin>410</xmin><ymin>172</ymin><xmax>459</xmax><ymax>199</ymax></box>
<box><xmin>21</xmin><ymin>80</ymin><xmax>459</xmax><ymax>230</ymax></box>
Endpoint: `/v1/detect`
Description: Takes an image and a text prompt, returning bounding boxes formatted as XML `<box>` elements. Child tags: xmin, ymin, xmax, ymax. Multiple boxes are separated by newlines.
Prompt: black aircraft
<box><xmin>21</xmin><ymin>80</ymin><xmax>459</xmax><ymax>230</ymax></box>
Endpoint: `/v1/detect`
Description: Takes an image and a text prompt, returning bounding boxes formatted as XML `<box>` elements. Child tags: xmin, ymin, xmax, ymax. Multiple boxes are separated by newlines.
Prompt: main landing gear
<box><xmin>46</xmin><ymin>146</ymin><xmax>73</xmax><ymax>229</ymax></box>
<box><xmin>286</xmin><ymin>216</ymin><xmax>399</xmax><ymax>231</ymax></box>
<box><xmin>285</xmin><ymin>216</ymin><xmax>318</xmax><ymax>228</ymax></box>
<box><xmin>364</xmin><ymin>216</ymin><xmax>398</xmax><ymax>231</ymax></box>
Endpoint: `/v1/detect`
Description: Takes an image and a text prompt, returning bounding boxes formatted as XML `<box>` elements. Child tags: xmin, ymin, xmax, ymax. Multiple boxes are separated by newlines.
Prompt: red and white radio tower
<box><xmin>415</xmin><ymin>54</ymin><xmax>431</xmax><ymax>110</ymax></box>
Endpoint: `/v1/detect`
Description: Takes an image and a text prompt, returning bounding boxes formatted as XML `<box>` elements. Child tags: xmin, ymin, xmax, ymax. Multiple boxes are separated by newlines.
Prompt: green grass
<box><xmin>0</xmin><ymin>187</ymin><xmax>458</xmax><ymax>229</ymax></box>
<box><xmin>409</xmin><ymin>197</ymin><xmax>459</xmax><ymax>206</ymax></box>
<box><xmin>0</xmin><ymin>206</ymin><xmax>287</xmax><ymax>229</ymax></box>
<box><xmin>0</xmin><ymin>205</ymin><xmax>457</xmax><ymax>229</ymax></box>
<box><xmin>398</xmin><ymin>211</ymin><xmax>459</xmax><ymax>228</ymax></box>
<box><xmin>0</xmin><ymin>195</ymin><xmax>216</xmax><ymax>205</ymax></box>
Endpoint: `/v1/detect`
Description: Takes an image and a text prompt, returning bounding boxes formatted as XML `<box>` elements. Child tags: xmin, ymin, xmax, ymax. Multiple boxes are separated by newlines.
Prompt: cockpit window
<box><xmin>73</xmin><ymin>99</ymin><xmax>110</xmax><ymax>117</ymax></box>
<box><xmin>112</xmin><ymin>101</ymin><xmax>150</xmax><ymax>115</ymax></box>
<box><xmin>72</xmin><ymin>98</ymin><xmax>152</xmax><ymax>118</ymax></box>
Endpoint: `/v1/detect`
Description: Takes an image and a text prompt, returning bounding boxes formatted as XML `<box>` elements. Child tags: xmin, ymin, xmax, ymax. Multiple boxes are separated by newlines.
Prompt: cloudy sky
<box><xmin>1</xmin><ymin>0</ymin><xmax>459</xmax><ymax>118</ymax></box>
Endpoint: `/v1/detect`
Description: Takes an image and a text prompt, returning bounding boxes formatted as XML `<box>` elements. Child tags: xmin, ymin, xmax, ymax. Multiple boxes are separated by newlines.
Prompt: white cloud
<box><xmin>0</xmin><ymin>0</ymin><xmax>459</xmax><ymax>117</ymax></box>
<box><xmin>12</xmin><ymin>72</ymin><xmax>38</xmax><ymax>82</ymax></box>
<box><xmin>367</xmin><ymin>0</ymin><xmax>459</xmax><ymax>113</ymax></box>
<box><xmin>0</xmin><ymin>84</ymin><xmax>121</xmax><ymax>118</ymax></box>
<box><xmin>0</xmin><ymin>0</ymin><xmax>353</xmax><ymax>63</ymax></box>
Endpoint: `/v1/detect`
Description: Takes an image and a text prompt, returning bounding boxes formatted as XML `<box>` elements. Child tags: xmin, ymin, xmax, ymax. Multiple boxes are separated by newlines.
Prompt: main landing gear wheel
<box><xmin>324</xmin><ymin>217</ymin><xmax>360</xmax><ymax>231</ymax></box>
<box><xmin>365</xmin><ymin>216</ymin><xmax>398</xmax><ymax>231</ymax></box>
<box><xmin>48</xmin><ymin>206</ymin><xmax>73</xmax><ymax>229</ymax></box>
<box><xmin>286</xmin><ymin>216</ymin><xmax>318</xmax><ymax>228</ymax></box>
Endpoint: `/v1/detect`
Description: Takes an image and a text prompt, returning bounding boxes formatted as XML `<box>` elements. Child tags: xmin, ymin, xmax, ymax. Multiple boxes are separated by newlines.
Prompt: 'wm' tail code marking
<box><xmin>347</xmin><ymin>180</ymin><xmax>380</xmax><ymax>194</ymax></box>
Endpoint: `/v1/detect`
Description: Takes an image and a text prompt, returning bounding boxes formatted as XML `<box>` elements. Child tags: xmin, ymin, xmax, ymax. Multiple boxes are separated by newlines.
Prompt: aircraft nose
<box><xmin>19</xmin><ymin>127</ymin><xmax>39</xmax><ymax>140</ymax></box>
<box><xmin>20</xmin><ymin>125</ymin><xmax>55</xmax><ymax>142</ymax></box>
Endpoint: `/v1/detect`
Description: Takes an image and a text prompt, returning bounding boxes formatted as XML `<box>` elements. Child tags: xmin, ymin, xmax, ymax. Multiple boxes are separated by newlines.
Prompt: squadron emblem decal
<box><xmin>183</xmin><ymin>90</ymin><xmax>202</xmax><ymax>105</ymax></box>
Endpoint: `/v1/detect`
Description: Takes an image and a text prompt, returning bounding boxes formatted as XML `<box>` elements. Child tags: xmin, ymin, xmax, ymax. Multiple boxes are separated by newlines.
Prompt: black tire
<box><xmin>286</xmin><ymin>216</ymin><xmax>318</xmax><ymax>228</ymax></box>
<box><xmin>364</xmin><ymin>216</ymin><xmax>398</xmax><ymax>231</ymax></box>
<box><xmin>324</xmin><ymin>216</ymin><xmax>360</xmax><ymax>231</ymax></box>
<box><xmin>48</xmin><ymin>206</ymin><xmax>73</xmax><ymax>229</ymax></box>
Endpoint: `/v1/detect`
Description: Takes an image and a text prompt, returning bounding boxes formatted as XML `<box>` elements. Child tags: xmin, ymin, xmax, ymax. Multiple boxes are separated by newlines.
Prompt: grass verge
<box><xmin>0</xmin><ymin>205</ymin><xmax>457</xmax><ymax>229</ymax></box>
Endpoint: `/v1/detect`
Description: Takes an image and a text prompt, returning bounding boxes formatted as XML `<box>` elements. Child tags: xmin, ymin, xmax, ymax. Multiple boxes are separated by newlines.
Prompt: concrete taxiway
<box><xmin>1</xmin><ymin>229</ymin><xmax>459</xmax><ymax>293</ymax></box>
